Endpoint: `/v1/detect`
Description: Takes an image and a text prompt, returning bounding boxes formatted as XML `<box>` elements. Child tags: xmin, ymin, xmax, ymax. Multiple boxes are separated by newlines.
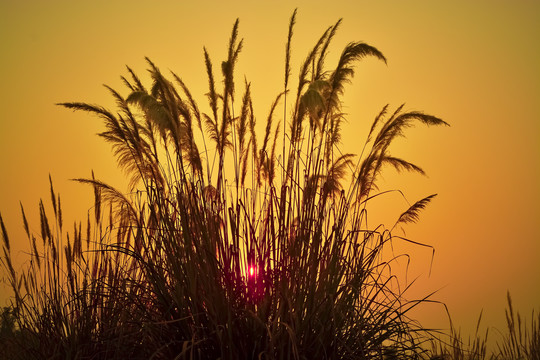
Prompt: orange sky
<box><xmin>1</xmin><ymin>0</ymin><xmax>539</xmax><ymax>344</ymax></box>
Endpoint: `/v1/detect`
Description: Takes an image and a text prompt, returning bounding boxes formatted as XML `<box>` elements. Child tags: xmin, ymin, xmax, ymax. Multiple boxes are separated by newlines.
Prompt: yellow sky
<box><xmin>1</xmin><ymin>0</ymin><xmax>539</xmax><ymax>342</ymax></box>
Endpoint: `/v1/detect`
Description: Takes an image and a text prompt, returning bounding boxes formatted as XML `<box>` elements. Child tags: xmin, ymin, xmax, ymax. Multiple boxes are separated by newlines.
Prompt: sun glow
<box><xmin>249</xmin><ymin>266</ymin><xmax>255</xmax><ymax>277</ymax></box>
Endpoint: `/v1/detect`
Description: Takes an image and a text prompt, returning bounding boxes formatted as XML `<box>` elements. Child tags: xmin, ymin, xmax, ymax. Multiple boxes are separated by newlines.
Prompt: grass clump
<box><xmin>428</xmin><ymin>312</ymin><xmax>490</xmax><ymax>360</ymax></box>
<box><xmin>427</xmin><ymin>293</ymin><xmax>540</xmax><ymax>360</ymax></box>
<box><xmin>496</xmin><ymin>292</ymin><xmax>540</xmax><ymax>360</ymax></box>
<box><xmin>1</xmin><ymin>11</ymin><xmax>449</xmax><ymax>359</ymax></box>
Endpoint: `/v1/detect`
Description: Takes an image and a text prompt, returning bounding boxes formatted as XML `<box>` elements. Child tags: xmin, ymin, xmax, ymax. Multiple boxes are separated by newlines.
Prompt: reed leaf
<box><xmin>0</xmin><ymin>213</ymin><xmax>9</xmax><ymax>253</ymax></box>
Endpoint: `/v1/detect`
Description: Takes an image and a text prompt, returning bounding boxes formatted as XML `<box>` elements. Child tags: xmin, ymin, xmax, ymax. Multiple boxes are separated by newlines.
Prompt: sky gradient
<box><xmin>1</xmin><ymin>0</ymin><xmax>539</xmax><ymax>343</ymax></box>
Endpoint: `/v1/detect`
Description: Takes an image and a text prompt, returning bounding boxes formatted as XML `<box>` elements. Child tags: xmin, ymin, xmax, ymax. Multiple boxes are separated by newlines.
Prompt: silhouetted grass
<box><xmin>428</xmin><ymin>311</ymin><xmax>489</xmax><ymax>360</ymax></box>
<box><xmin>0</xmin><ymin>11</ymin><xmax>460</xmax><ymax>359</ymax></box>
<box><xmin>426</xmin><ymin>293</ymin><xmax>540</xmax><ymax>360</ymax></box>
<box><xmin>495</xmin><ymin>292</ymin><xmax>540</xmax><ymax>360</ymax></box>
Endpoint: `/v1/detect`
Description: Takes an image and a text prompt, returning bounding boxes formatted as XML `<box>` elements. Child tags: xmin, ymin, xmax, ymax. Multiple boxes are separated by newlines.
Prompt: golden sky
<box><xmin>1</xmin><ymin>0</ymin><xmax>539</xmax><ymax>341</ymax></box>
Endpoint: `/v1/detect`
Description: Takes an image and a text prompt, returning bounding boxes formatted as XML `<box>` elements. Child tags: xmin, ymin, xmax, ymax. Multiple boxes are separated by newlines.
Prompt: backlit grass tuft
<box><xmin>0</xmin><ymin>11</ymin><xmax>460</xmax><ymax>359</ymax></box>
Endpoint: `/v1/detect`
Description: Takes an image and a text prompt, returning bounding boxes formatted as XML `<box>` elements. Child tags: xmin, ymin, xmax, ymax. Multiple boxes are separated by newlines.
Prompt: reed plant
<box><xmin>495</xmin><ymin>292</ymin><xmax>540</xmax><ymax>360</ymax></box>
<box><xmin>1</xmin><ymin>11</ymin><xmax>450</xmax><ymax>359</ymax></box>
<box><xmin>428</xmin><ymin>312</ymin><xmax>490</xmax><ymax>360</ymax></box>
<box><xmin>426</xmin><ymin>294</ymin><xmax>540</xmax><ymax>360</ymax></box>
